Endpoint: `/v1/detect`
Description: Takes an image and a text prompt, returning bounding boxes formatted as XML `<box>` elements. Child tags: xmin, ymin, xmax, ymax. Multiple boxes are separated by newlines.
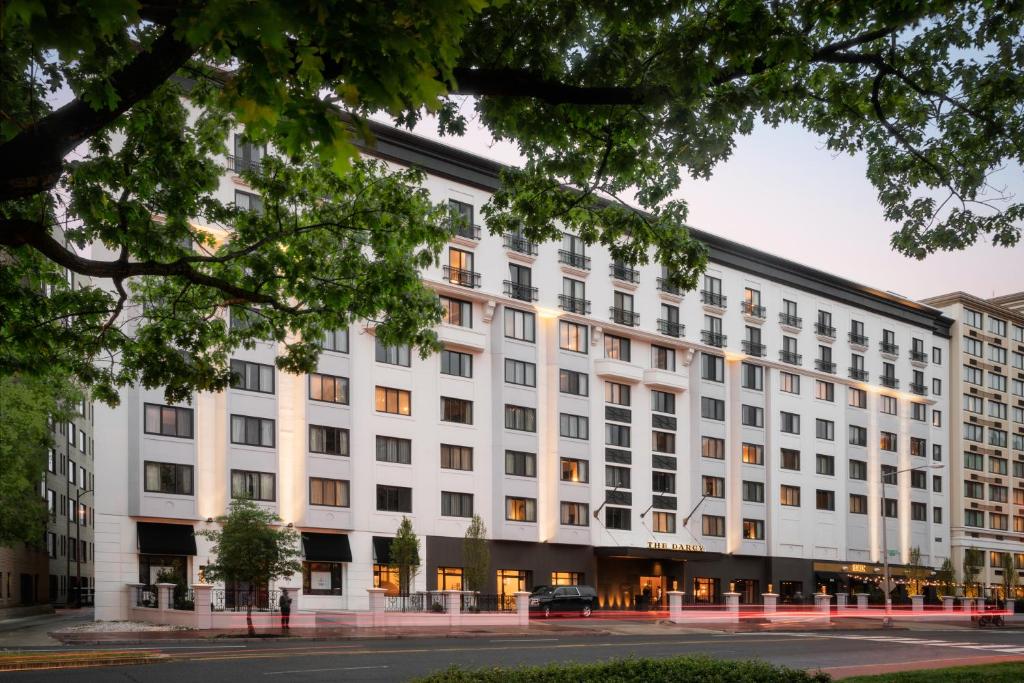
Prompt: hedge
<box><xmin>413</xmin><ymin>656</ymin><xmax>830</xmax><ymax>682</ymax></box>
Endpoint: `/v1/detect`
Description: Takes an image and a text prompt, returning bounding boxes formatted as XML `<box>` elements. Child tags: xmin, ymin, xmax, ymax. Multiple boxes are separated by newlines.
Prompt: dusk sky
<box><xmin>400</xmin><ymin>109</ymin><xmax>1024</xmax><ymax>304</ymax></box>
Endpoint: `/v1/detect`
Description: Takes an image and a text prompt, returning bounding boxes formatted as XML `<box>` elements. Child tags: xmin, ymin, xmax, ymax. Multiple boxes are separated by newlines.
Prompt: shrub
<box><xmin>412</xmin><ymin>656</ymin><xmax>830</xmax><ymax>682</ymax></box>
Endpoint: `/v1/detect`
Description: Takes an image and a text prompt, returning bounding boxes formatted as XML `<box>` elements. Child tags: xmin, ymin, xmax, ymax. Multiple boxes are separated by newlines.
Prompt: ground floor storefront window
<box><xmin>734</xmin><ymin>579</ymin><xmax>760</xmax><ymax>604</ymax></box>
<box><xmin>779</xmin><ymin>580</ymin><xmax>804</xmax><ymax>604</ymax></box>
<box><xmin>551</xmin><ymin>572</ymin><xmax>583</xmax><ymax>586</ymax></box>
<box><xmin>303</xmin><ymin>561</ymin><xmax>343</xmax><ymax>595</ymax></box>
<box><xmin>437</xmin><ymin>566</ymin><xmax>463</xmax><ymax>591</ymax></box>
<box><xmin>138</xmin><ymin>554</ymin><xmax>187</xmax><ymax>585</ymax></box>
<box><xmin>497</xmin><ymin>569</ymin><xmax>530</xmax><ymax>608</ymax></box>
<box><xmin>693</xmin><ymin>577</ymin><xmax>720</xmax><ymax>604</ymax></box>
<box><xmin>373</xmin><ymin>564</ymin><xmax>399</xmax><ymax>595</ymax></box>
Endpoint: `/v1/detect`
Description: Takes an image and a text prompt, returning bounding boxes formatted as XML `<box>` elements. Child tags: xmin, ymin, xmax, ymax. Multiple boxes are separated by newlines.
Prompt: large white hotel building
<box><xmin>95</xmin><ymin>122</ymin><xmax>955</xmax><ymax>618</ymax></box>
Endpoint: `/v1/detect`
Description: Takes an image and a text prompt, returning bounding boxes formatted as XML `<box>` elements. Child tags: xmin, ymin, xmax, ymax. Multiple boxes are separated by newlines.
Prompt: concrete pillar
<box><xmin>156</xmin><ymin>582</ymin><xmax>175</xmax><ymax>615</ymax></box>
<box><xmin>723</xmin><ymin>592</ymin><xmax>740</xmax><ymax>622</ymax></box>
<box><xmin>1006</xmin><ymin>599</ymin><xmax>1016</xmax><ymax>616</ymax></box>
<box><xmin>942</xmin><ymin>595</ymin><xmax>955</xmax><ymax>612</ymax></box>
<box><xmin>911</xmin><ymin>595</ymin><xmax>924</xmax><ymax>612</ymax></box>
<box><xmin>515</xmin><ymin>591</ymin><xmax>531</xmax><ymax>627</ymax></box>
<box><xmin>444</xmin><ymin>590</ymin><xmax>461</xmax><ymax>626</ymax></box>
<box><xmin>976</xmin><ymin>596</ymin><xmax>986</xmax><ymax>612</ymax></box>
<box><xmin>856</xmin><ymin>592</ymin><xmax>869</xmax><ymax>610</ymax></box>
<box><xmin>762</xmin><ymin>593</ymin><xmax>778</xmax><ymax>616</ymax></box>
<box><xmin>367</xmin><ymin>587</ymin><xmax>386</xmax><ymax>627</ymax></box>
<box><xmin>192</xmin><ymin>584</ymin><xmax>212</xmax><ymax>629</ymax></box>
<box><xmin>835</xmin><ymin>592</ymin><xmax>848</xmax><ymax>610</ymax></box>
<box><xmin>814</xmin><ymin>593</ymin><xmax>831</xmax><ymax>623</ymax></box>
<box><xmin>667</xmin><ymin>591</ymin><xmax>684</xmax><ymax>623</ymax></box>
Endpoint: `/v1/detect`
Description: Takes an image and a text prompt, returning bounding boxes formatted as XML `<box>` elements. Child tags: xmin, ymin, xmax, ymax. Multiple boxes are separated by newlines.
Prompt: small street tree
<box><xmin>463</xmin><ymin>515</ymin><xmax>490</xmax><ymax>594</ymax></box>
<box><xmin>390</xmin><ymin>517</ymin><xmax>420</xmax><ymax>597</ymax></box>
<box><xmin>962</xmin><ymin>548</ymin><xmax>983</xmax><ymax>598</ymax></box>
<box><xmin>906</xmin><ymin>546</ymin><xmax>928</xmax><ymax>597</ymax></box>
<box><xmin>1001</xmin><ymin>553</ymin><xmax>1019</xmax><ymax>602</ymax></box>
<box><xmin>197</xmin><ymin>498</ymin><xmax>301</xmax><ymax>635</ymax></box>
<box><xmin>936</xmin><ymin>558</ymin><xmax>956</xmax><ymax>598</ymax></box>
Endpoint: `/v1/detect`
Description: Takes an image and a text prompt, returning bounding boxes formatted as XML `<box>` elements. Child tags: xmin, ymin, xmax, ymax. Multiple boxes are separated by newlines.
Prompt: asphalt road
<box><xmin>4</xmin><ymin>628</ymin><xmax>1024</xmax><ymax>681</ymax></box>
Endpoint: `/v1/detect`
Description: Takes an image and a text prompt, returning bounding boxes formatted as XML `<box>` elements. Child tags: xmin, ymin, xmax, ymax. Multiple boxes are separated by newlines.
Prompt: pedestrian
<box><xmin>279</xmin><ymin>590</ymin><xmax>292</xmax><ymax>630</ymax></box>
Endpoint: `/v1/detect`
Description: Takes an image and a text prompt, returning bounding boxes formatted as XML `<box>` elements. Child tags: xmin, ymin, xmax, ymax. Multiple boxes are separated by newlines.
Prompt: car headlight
<box><xmin>530</xmin><ymin>598</ymin><xmax>539</xmax><ymax>605</ymax></box>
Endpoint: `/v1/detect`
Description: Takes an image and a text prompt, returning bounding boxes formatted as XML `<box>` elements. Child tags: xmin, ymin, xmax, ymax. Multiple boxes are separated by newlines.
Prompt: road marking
<box><xmin>489</xmin><ymin>638</ymin><xmax>559</xmax><ymax>643</ymax></box>
<box><xmin>264</xmin><ymin>664</ymin><xmax>389</xmax><ymax>675</ymax></box>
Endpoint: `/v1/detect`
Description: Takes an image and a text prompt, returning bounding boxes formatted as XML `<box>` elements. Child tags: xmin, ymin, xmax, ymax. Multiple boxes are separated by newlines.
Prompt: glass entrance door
<box><xmin>638</xmin><ymin>576</ymin><xmax>667</xmax><ymax>609</ymax></box>
<box><xmin>497</xmin><ymin>569</ymin><xmax>529</xmax><ymax>609</ymax></box>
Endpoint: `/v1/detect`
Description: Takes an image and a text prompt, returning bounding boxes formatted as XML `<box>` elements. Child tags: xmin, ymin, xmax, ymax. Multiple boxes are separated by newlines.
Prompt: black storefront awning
<box><xmin>137</xmin><ymin>522</ymin><xmax>197</xmax><ymax>556</ymax></box>
<box><xmin>373</xmin><ymin>536</ymin><xmax>392</xmax><ymax>564</ymax></box>
<box><xmin>302</xmin><ymin>533</ymin><xmax>352</xmax><ymax>562</ymax></box>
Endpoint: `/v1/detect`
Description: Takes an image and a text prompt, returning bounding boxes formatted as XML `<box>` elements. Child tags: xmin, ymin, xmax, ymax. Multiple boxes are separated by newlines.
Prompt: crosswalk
<box><xmin>774</xmin><ymin>631</ymin><xmax>1024</xmax><ymax>655</ymax></box>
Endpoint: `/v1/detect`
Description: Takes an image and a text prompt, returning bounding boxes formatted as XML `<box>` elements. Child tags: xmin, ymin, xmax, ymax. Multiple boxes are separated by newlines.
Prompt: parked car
<box><xmin>529</xmin><ymin>585</ymin><xmax>597</xmax><ymax>618</ymax></box>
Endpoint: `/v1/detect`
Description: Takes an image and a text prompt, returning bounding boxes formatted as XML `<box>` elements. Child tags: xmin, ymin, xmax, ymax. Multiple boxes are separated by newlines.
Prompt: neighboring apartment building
<box><xmin>920</xmin><ymin>291</ymin><xmax>1024</xmax><ymax>596</ymax></box>
<box><xmin>94</xmin><ymin>123</ymin><xmax>953</xmax><ymax>620</ymax></box>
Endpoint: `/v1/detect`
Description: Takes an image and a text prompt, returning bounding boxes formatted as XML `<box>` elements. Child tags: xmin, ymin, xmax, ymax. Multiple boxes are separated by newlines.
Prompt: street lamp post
<box><xmin>879</xmin><ymin>463</ymin><xmax>943</xmax><ymax>627</ymax></box>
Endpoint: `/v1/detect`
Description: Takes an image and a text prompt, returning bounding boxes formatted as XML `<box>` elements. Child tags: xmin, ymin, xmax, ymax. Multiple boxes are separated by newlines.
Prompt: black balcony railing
<box><xmin>779</xmin><ymin>350</ymin><xmax>802</xmax><ymax>365</ymax></box>
<box><xmin>559</xmin><ymin>294</ymin><xmax>591</xmax><ymax>314</ymax></box>
<box><xmin>848</xmin><ymin>367</ymin><xmax>869</xmax><ymax>381</ymax></box>
<box><xmin>558</xmin><ymin>250</ymin><xmax>591</xmax><ymax>270</ymax></box>
<box><xmin>503</xmin><ymin>234</ymin><xmax>538</xmax><ymax>255</ymax></box>
<box><xmin>880</xmin><ymin>375</ymin><xmax>899</xmax><ymax>388</ymax></box>
<box><xmin>742</xmin><ymin>340</ymin><xmax>766</xmax><ymax>357</ymax></box>
<box><xmin>701</xmin><ymin>290</ymin><xmax>727</xmax><ymax>308</ymax></box>
<box><xmin>815</xmin><ymin>322</ymin><xmax>836</xmax><ymax>338</ymax></box>
<box><xmin>226</xmin><ymin>155</ymin><xmax>262</xmax><ymax>174</ymax></box>
<box><xmin>449</xmin><ymin>219</ymin><xmax>481</xmax><ymax>240</ymax></box>
<box><xmin>741</xmin><ymin>301</ymin><xmax>766</xmax><ymax>319</ymax></box>
<box><xmin>910</xmin><ymin>349</ymin><xmax>928</xmax><ymax>363</ymax></box>
<box><xmin>910</xmin><ymin>382</ymin><xmax>928</xmax><ymax>395</ymax></box>
<box><xmin>657</xmin><ymin>319</ymin><xmax>684</xmax><ymax>338</ymax></box>
<box><xmin>849</xmin><ymin>332</ymin><xmax>869</xmax><ymax>347</ymax></box>
<box><xmin>610</xmin><ymin>307</ymin><xmax>640</xmax><ymax>326</ymax></box>
<box><xmin>503</xmin><ymin>280</ymin><xmax>538</xmax><ymax>301</ymax></box>
<box><xmin>702</xmin><ymin>330</ymin><xmax>727</xmax><ymax>348</ymax></box>
<box><xmin>443</xmin><ymin>265</ymin><xmax>481</xmax><ymax>288</ymax></box>
<box><xmin>880</xmin><ymin>341</ymin><xmax>899</xmax><ymax>356</ymax></box>
<box><xmin>657</xmin><ymin>278</ymin><xmax>680</xmax><ymax>295</ymax></box>
<box><xmin>609</xmin><ymin>263</ymin><xmax>640</xmax><ymax>283</ymax></box>
<box><xmin>815</xmin><ymin>359</ymin><xmax>836</xmax><ymax>374</ymax></box>
<box><xmin>779</xmin><ymin>313</ymin><xmax>802</xmax><ymax>328</ymax></box>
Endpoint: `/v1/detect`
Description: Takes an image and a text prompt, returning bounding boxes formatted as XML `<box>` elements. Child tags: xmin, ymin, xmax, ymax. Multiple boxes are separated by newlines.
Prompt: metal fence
<box><xmin>460</xmin><ymin>593</ymin><xmax>516</xmax><ymax>613</ymax></box>
<box><xmin>173</xmin><ymin>586</ymin><xmax>195</xmax><ymax>611</ymax></box>
<box><xmin>134</xmin><ymin>585</ymin><xmax>158</xmax><ymax>608</ymax></box>
<box><xmin>384</xmin><ymin>593</ymin><xmax>448</xmax><ymax>613</ymax></box>
<box><xmin>212</xmin><ymin>588</ymin><xmax>280</xmax><ymax>612</ymax></box>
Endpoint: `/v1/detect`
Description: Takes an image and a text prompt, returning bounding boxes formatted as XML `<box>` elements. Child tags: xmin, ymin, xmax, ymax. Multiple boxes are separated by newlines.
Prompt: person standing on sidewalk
<box><xmin>279</xmin><ymin>591</ymin><xmax>292</xmax><ymax>630</ymax></box>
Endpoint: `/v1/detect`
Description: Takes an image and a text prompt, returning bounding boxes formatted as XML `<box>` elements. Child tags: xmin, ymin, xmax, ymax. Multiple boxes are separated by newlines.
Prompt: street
<box><xmin>4</xmin><ymin>625</ymin><xmax>1024</xmax><ymax>681</ymax></box>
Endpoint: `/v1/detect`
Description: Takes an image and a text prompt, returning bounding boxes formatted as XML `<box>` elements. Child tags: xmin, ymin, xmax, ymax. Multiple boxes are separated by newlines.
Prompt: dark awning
<box><xmin>373</xmin><ymin>536</ymin><xmax>392</xmax><ymax>564</ymax></box>
<box><xmin>302</xmin><ymin>533</ymin><xmax>352</xmax><ymax>562</ymax></box>
<box><xmin>137</xmin><ymin>522</ymin><xmax>197</xmax><ymax>556</ymax></box>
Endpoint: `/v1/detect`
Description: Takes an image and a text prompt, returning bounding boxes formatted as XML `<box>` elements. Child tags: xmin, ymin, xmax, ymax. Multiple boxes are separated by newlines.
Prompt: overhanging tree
<box><xmin>463</xmin><ymin>514</ymin><xmax>490</xmax><ymax>594</ymax></box>
<box><xmin>2</xmin><ymin>1</ymin><xmax>1022</xmax><ymax>401</ymax></box>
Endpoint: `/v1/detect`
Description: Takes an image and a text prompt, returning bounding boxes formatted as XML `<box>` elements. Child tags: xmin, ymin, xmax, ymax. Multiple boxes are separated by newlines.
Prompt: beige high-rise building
<box><xmin>920</xmin><ymin>291</ymin><xmax>1024</xmax><ymax>596</ymax></box>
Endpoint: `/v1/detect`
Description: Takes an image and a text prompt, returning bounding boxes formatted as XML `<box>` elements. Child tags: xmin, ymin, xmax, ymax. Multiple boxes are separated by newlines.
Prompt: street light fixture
<box><xmin>65</xmin><ymin>481</ymin><xmax>93</xmax><ymax>608</ymax></box>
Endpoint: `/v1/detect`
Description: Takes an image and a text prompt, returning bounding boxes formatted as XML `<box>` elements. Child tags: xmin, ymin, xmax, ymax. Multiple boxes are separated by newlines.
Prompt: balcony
<box><xmin>701</xmin><ymin>290</ymin><xmax>727</xmax><ymax>308</ymax></box>
<box><xmin>778</xmin><ymin>313</ymin><xmax>802</xmax><ymax>329</ymax></box>
<box><xmin>815</xmin><ymin>359</ymin><xmax>836</xmax><ymax>374</ymax></box>
<box><xmin>880</xmin><ymin>375</ymin><xmax>899</xmax><ymax>389</ymax></box>
<box><xmin>741</xmin><ymin>301</ymin><xmax>766</xmax><ymax>320</ymax></box>
<box><xmin>741</xmin><ymin>340</ymin><xmax>766</xmax><ymax>357</ymax></box>
<box><xmin>701</xmin><ymin>330</ymin><xmax>727</xmax><ymax>348</ymax></box>
<box><xmin>503</xmin><ymin>280</ymin><xmax>538</xmax><ymax>302</ymax></box>
<box><xmin>594</xmin><ymin>358</ymin><xmax>644</xmax><ymax>384</ymax></box>
<box><xmin>910</xmin><ymin>349</ymin><xmax>928</xmax><ymax>364</ymax></box>
<box><xmin>443</xmin><ymin>265</ymin><xmax>481</xmax><ymax>289</ymax></box>
<box><xmin>610</xmin><ymin>307</ymin><xmax>639</xmax><ymax>327</ymax></box>
<box><xmin>910</xmin><ymin>382</ymin><xmax>928</xmax><ymax>396</ymax></box>
<box><xmin>226</xmin><ymin>155</ymin><xmax>262</xmax><ymax>174</ymax></box>
<box><xmin>558</xmin><ymin>295</ymin><xmax>591</xmax><ymax>315</ymax></box>
<box><xmin>644</xmin><ymin>367</ymin><xmax>688</xmax><ymax>393</ymax></box>
<box><xmin>880</xmin><ymin>341</ymin><xmax>899</xmax><ymax>358</ymax></box>
<box><xmin>609</xmin><ymin>263</ymin><xmax>639</xmax><ymax>284</ymax></box>
<box><xmin>657</xmin><ymin>278</ymin><xmax>681</xmax><ymax>296</ymax></box>
<box><xmin>779</xmin><ymin>350</ymin><xmax>802</xmax><ymax>365</ymax></box>
<box><xmin>503</xmin><ymin>234</ymin><xmax>538</xmax><ymax>256</ymax></box>
<box><xmin>848</xmin><ymin>367</ymin><xmax>869</xmax><ymax>381</ymax></box>
<box><xmin>558</xmin><ymin>250</ymin><xmax>591</xmax><ymax>271</ymax></box>
<box><xmin>657</xmin><ymin>319</ymin><xmax>684</xmax><ymax>338</ymax></box>
<box><xmin>848</xmin><ymin>332</ymin><xmax>869</xmax><ymax>348</ymax></box>
<box><xmin>449</xmin><ymin>219</ymin><xmax>481</xmax><ymax>241</ymax></box>
<box><xmin>815</xmin><ymin>322</ymin><xmax>836</xmax><ymax>339</ymax></box>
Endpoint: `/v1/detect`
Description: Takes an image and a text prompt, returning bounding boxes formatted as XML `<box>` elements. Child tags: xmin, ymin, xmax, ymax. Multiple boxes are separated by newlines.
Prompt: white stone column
<box><xmin>911</xmin><ymin>595</ymin><xmax>924</xmax><ymax>612</ymax></box>
<box><xmin>445</xmin><ymin>590</ymin><xmax>462</xmax><ymax>626</ymax></box>
<box><xmin>762</xmin><ymin>593</ymin><xmax>778</xmax><ymax>616</ymax></box>
<box><xmin>192</xmin><ymin>584</ymin><xmax>212</xmax><ymax>629</ymax></box>
<box><xmin>156</xmin><ymin>582</ymin><xmax>175</xmax><ymax>617</ymax></box>
<box><xmin>367</xmin><ymin>587</ymin><xmax>386</xmax><ymax>627</ymax></box>
<box><xmin>835</xmin><ymin>592</ymin><xmax>848</xmax><ymax>610</ymax></box>
<box><xmin>515</xmin><ymin>591</ymin><xmax>531</xmax><ymax>627</ymax></box>
<box><xmin>723</xmin><ymin>592</ymin><xmax>740</xmax><ymax>623</ymax></box>
<box><xmin>856</xmin><ymin>592</ymin><xmax>869</xmax><ymax>610</ymax></box>
<box><xmin>667</xmin><ymin>591</ymin><xmax>684</xmax><ymax>623</ymax></box>
<box><xmin>814</xmin><ymin>593</ymin><xmax>831</xmax><ymax>623</ymax></box>
<box><xmin>942</xmin><ymin>595</ymin><xmax>955</xmax><ymax>612</ymax></box>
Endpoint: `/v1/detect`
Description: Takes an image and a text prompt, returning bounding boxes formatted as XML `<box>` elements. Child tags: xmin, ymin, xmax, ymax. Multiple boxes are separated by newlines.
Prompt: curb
<box><xmin>0</xmin><ymin>653</ymin><xmax>167</xmax><ymax>672</ymax></box>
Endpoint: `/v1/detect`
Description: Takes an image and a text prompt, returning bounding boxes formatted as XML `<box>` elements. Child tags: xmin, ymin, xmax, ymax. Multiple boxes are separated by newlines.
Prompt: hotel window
<box><xmin>1015</xmin><ymin>325</ymin><xmax>1024</xmax><ymax>342</ymax></box>
<box><xmin>816</xmin><ymin>490</ymin><xmax>835</xmax><ymax>511</ymax></box>
<box><xmin>651</xmin><ymin>345</ymin><xmax>676</xmax><ymax>371</ymax></box>
<box><xmin>990</xmin><ymin>345</ymin><xmax>1008</xmax><ymax>364</ymax></box>
<box><xmin>742</xmin><ymin>443</ymin><xmax>763</xmax><ymax>465</ymax></box>
<box><xmin>701</xmin><ymin>397</ymin><xmax>725</xmax><ymax>421</ymax></box>
<box><xmin>605</xmin><ymin>424</ymin><xmax>631</xmax><ymax>447</ymax></box>
<box><xmin>849</xmin><ymin>425</ymin><xmax>867</xmax><ymax>446</ymax></box>
<box><xmin>440</xmin><ymin>444</ymin><xmax>472</xmax><ymax>471</ymax></box>
<box><xmin>441</xmin><ymin>492</ymin><xmax>473</xmax><ymax>517</ymax></box>
<box><xmin>506</xmin><ymin>497</ymin><xmax>537</xmax><ymax>522</ymax></box>
<box><xmin>606</xmin><ymin>507</ymin><xmax>631</xmax><ymax>530</ymax></box>
<box><xmin>559</xmin><ymin>413</ymin><xmax>589</xmax><ymax>439</ymax></box>
<box><xmin>963</xmin><ymin>394</ymin><xmax>982</xmax><ymax>413</ymax></box>
<box><xmin>230</xmin><ymin>415</ymin><xmax>275</xmax><ymax>448</ymax></box>
<box><xmin>375</xmin><ymin>338</ymin><xmax>411</xmax><ymax>366</ymax></box>
<box><xmin>741</xmin><ymin>362</ymin><xmax>763</xmax><ymax>390</ymax></box>
<box><xmin>780</xmin><ymin>411</ymin><xmax>800</xmax><ymax>434</ymax></box>
<box><xmin>321</xmin><ymin>329</ymin><xmax>350</xmax><ymax>352</ymax></box>
<box><xmin>653</xmin><ymin>471</ymin><xmax>676</xmax><ymax>493</ymax></box>
<box><xmin>743</xmin><ymin>519</ymin><xmax>764</xmax><ymax>540</ymax></box>
<box><xmin>1015</xmin><ymin>379</ymin><xmax>1024</xmax><ymax>397</ymax></box>
<box><xmin>990</xmin><ymin>484</ymin><xmax>1009</xmax><ymax>503</ymax></box>
<box><xmin>850</xmin><ymin>494</ymin><xmax>868</xmax><ymax>514</ymax></box>
<box><xmin>910</xmin><ymin>402</ymin><xmax>926</xmax><ymax>421</ymax></box>
<box><xmin>741</xmin><ymin>404</ymin><xmax>764</xmax><ymax>427</ymax></box>
<box><xmin>375</xmin><ymin>386</ymin><xmax>411</xmax><ymax>415</ymax></box>
<box><xmin>377</xmin><ymin>485</ymin><xmax>412</xmax><ymax>513</ymax></box>
<box><xmin>1015</xmin><ymin>352</ymin><xmax>1024</xmax><ymax>370</ymax></box>
<box><xmin>447</xmin><ymin>247</ymin><xmax>475</xmax><ymax>286</ymax></box>
<box><xmin>1017</xmin><ymin>517</ymin><xmax>1024</xmax><ymax>533</ymax></box>
<box><xmin>551</xmin><ymin>571</ymin><xmax>584</xmax><ymax>586</ymax></box>
<box><xmin>440</xmin><ymin>397</ymin><xmax>472</xmax><ymax>424</ymax></box>
<box><xmin>990</xmin><ymin>428</ymin><xmax>1008</xmax><ymax>448</ymax></box>
<box><xmin>560</xmin><ymin>458</ymin><xmax>589</xmax><ymax>483</ymax></box>
<box><xmin>652</xmin><ymin>512</ymin><xmax>676</xmax><ymax>533</ymax></box>
<box><xmin>310</xmin><ymin>425</ymin><xmax>349</xmax><ymax>456</ymax></box>
<box><xmin>652</xmin><ymin>431</ymin><xmax>675</xmax><ymax>454</ymax></box>
<box><xmin>879</xmin><ymin>431</ymin><xmax>897</xmax><ymax>452</ymax></box>
<box><xmin>235</xmin><ymin>189</ymin><xmax>264</xmax><ymax>215</ymax></box>
<box><xmin>701</xmin><ymin>353</ymin><xmax>724</xmax><ymax>382</ymax></box>
<box><xmin>910</xmin><ymin>437</ymin><xmax>927</xmax><ymax>457</ymax></box>
<box><xmin>964</xmin><ymin>308</ymin><xmax>983</xmax><ymax>328</ymax></box>
<box><xmin>910</xmin><ymin>470</ymin><xmax>926</xmax><ymax>489</ymax></box>
<box><xmin>702</xmin><ymin>515</ymin><xmax>725</xmax><ymax>537</ymax></box>
<box><xmin>781</xmin><ymin>449</ymin><xmax>800</xmax><ymax>471</ymax></box>
<box><xmin>437</xmin><ymin>566</ymin><xmax>464</xmax><ymax>591</ymax></box>
<box><xmin>964</xmin><ymin>452</ymin><xmax>983</xmax><ymax>470</ymax></box>
<box><xmin>144</xmin><ymin>462</ymin><xmax>194</xmax><ymax>495</ymax></box>
<box><xmin>612</xmin><ymin>291</ymin><xmax>635</xmax><ymax>322</ymax></box>
<box><xmin>932</xmin><ymin>378</ymin><xmax>942</xmax><ymax>395</ymax></box>
<box><xmin>1016</xmin><ymin>461</ymin><xmax>1024</xmax><ymax>478</ymax></box>
<box><xmin>143</xmin><ymin>404</ymin><xmax>194</xmax><ymax>438</ymax></box>
<box><xmin>651</xmin><ymin>390</ymin><xmax>675</xmax><ymax>414</ymax></box>
<box><xmin>440</xmin><ymin>296</ymin><xmax>472</xmax><ymax>327</ymax></box>
<box><xmin>991</xmin><ymin>513</ymin><xmax>1009</xmax><ymax>531</ymax></box>
<box><xmin>309</xmin><ymin>372</ymin><xmax>349</xmax><ymax>404</ymax></box>
<box><xmin>231</xmin><ymin>470</ymin><xmax>275</xmax><ymax>501</ymax></box>
<box><xmin>815</xmin><ymin>419</ymin><xmax>834</xmax><ymax>441</ymax></box>
<box><xmin>376</xmin><ymin>436</ymin><xmax>412</xmax><ymax>464</ymax></box>
<box><xmin>934</xmin><ymin>476</ymin><xmax>943</xmax><ymax>493</ymax></box>
<box><xmin>816</xmin><ymin>454</ymin><xmax>835</xmax><ymax>476</ymax></box>
<box><xmin>441</xmin><ymin>350</ymin><xmax>473</xmax><ymax>378</ymax></box>
<box><xmin>560</xmin><ymin>502</ymin><xmax>589</xmax><ymax>526</ymax></box>
<box><xmin>505</xmin><ymin>405</ymin><xmax>537</xmax><ymax>432</ymax></box>
<box><xmin>449</xmin><ymin>198</ymin><xmax>474</xmax><ymax>232</ymax></box>
<box><xmin>559</xmin><ymin>320</ymin><xmax>588</xmax><ymax>353</ymax></box>
<box><xmin>990</xmin><ymin>317</ymin><xmax>1007</xmax><ymax>336</ymax></box>
<box><xmin>304</xmin><ymin>561</ymin><xmax>343</xmax><ymax>596</ymax></box>
<box><xmin>963</xmin><ymin>365</ymin><xmax>982</xmax><ymax>385</ymax></box>
<box><xmin>310</xmin><ymin>478</ymin><xmax>349</xmax><ymax>507</ymax></box>
<box><xmin>780</xmin><ymin>485</ymin><xmax>801</xmax><ymax>506</ymax></box>
<box><xmin>742</xmin><ymin>481</ymin><xmax>764</xmax><ymax>502</ymax></box>
<box><xmin>964</xmin><ymin>509</ymin><xmax>984</xmax><ymax>527</ymax></box>
<box><xmin>964</xmin><ymin>481</ymin><xmax>984</xmax><ymax>499</ymax></box>
<box><xmin>702</xmin><ymin>436</ymin><xmax>725</xmax><ymax>459</ymax></box>
<box><xmin>702</xmin><ymin>475</ymin><xmax>725</xmax><ymax>498</ymax></box>
<box><xmin>606</xmin><ymin>465</ymin><xmax>631</xmax><ymax>488</ymax></box>
<box><xmin>989</xmin><ymin>372</ymin><xmax>1008</xmax><ymax>392</ymax></box>
<box><xmin>815</xmin><ymin>380</ymin><xmax>834</xmax><ymax>402</ymax></box>
<box><xmin>933</xmin><ymin>507</ymin><xmax>943</xmax><ymax>524</ymax></box>
<box><xmin>848</xmin><ymin>387</ymin><xmax>866</xmax><ymax>408</ymax></box>
<box><xmin>559</xmin><ymin>368</ymin><xmax>588</xmax><ymax>395</ymax></box>
<box><xmin>605</xmin><ymin>381</ymin><xmax>631</xmax><ymax>406</ymax></box>
<box><xmin>779</xmin><ymin>372</ymin><xmax>800</xmax><ymax>394</ymax></box>
<box><xmin>229</xmin><ymin>359</ymin><xmax>275</xmax><ymax>394</ymax></box>
<box><xmin>504</xmin><ymin>308</ymin><xmax>536</xmax><ymax>342</ymax></box>
<box><xmin>505</xmin><ymin>358</ymin><xmax>537</xmax><ymax>387</ymax></box>
<box><xmin>604</xmin><ymin>334</ymin><xmax>631</xmax><ymax>361</ymax></box>
<box><xmin>880</xmin><ymin>395</ymin><xmax>897</xmax><ymax>415</ymax></box>
<box><xmin>505</xmin><ymin>450</ymin><xmax>537</xmax><ymax>477</ymax></box>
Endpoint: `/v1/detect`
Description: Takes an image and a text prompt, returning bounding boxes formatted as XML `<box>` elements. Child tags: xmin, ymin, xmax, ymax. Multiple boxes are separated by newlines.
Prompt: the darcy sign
<box><xmin>647</xmin><ymin>542</ymin><xmax>706</xmax><ymax>552</ymax></box>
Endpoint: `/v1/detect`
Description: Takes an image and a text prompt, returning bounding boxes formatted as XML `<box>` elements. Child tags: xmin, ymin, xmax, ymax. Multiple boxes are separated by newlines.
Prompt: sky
<box><xmin>397</xmin><ymin>110</ymin><xmax>1024</xmax><ymax>304</ymax></box>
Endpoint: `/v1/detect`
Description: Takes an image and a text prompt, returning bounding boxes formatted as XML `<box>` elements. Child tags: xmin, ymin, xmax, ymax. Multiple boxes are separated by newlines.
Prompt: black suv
<box><xmin>529</xmin><ymin>585</ymin><xmax>597</xmax><ymax>618</ymax></box>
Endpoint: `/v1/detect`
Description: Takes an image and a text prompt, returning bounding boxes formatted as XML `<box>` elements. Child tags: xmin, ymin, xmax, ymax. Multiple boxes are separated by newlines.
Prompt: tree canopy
<box><xmin>2</xmin><ymin>1</ymin><xmax>1021</xmax><ymax>401</ymax></box>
